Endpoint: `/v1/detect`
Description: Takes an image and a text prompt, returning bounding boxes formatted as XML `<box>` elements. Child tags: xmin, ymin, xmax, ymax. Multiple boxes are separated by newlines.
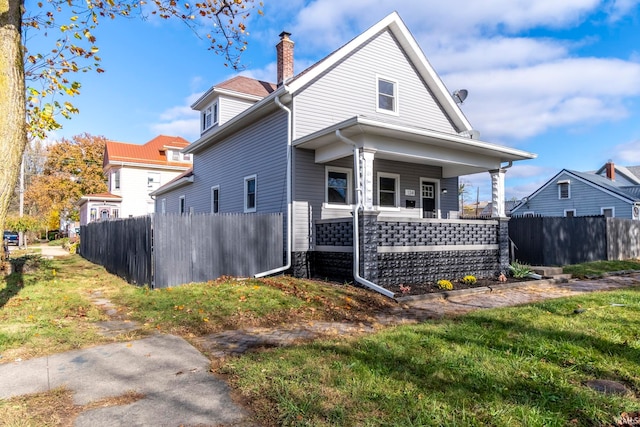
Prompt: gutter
<box><xmin>335</xmin><ymin>130</ymin><xmax>395</xmax><ymax>298</ymax></box>
<box><xmin>254</xmin><ymin>90</ymin><xmax>293</xmax><ymax>277</ymax></box>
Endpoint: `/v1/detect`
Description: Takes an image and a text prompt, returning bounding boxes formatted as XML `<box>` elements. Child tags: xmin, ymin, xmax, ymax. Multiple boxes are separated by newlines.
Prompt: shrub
<box><xmin>437</xmin><ymin>279</ymin><xmax>453</xmax><ymax>290</ymax></box>
<box><xmin>69</xmin><ymin>242</ymin><xmax>79</xmax><ymax>254</ymax></box>
<box><xmin>461</xmin><ymin>275</ymin><xmax>477</xmax><ymax>285</ymax></box>
<box><xmin>509</xmin><ymin>261</ymin><xmax>532</xmax><ymax>279</ymax></box>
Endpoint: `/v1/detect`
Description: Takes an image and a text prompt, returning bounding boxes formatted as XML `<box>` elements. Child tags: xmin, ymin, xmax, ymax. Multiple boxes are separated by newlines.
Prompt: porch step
<box><xmin>531</xmin><ymin>266</ymin><xmax>563</xmax><ymax>276</ymax></box>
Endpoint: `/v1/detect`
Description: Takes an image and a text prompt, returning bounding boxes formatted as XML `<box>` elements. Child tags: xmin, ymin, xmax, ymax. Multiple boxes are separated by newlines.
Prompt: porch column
<box><xmin>489</xmin><ymin>168</ymin><xmax>507</xmax><ymax>218</ymax></box>
<box><xmin>361</xmin><ymin>149</ymin><xmax>376</xmax><ymax>211</ymax></box>
<box><xmin>359</xmin><ymin>210</ymin><xmax>379</xmax><ymax>283</ymax></box>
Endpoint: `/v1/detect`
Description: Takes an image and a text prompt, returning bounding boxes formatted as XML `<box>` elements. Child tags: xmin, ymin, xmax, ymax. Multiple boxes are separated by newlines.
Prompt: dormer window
<box><xmin>171</xmin><ymin>150</ymin><xmax>179</xmax><ymax>161</ymax></box>
<box><xmin>201</xmin><ymin>102</ymin><xmax>219</xmax><ymax>132</ymax></box>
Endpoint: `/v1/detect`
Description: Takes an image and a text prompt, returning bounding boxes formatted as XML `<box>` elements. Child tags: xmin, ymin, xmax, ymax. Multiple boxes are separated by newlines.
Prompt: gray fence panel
<box><xmin>80</xmin><ymin>216</ymin><xmax>152</xmax><ymax>286</ymax></box>
<box><xmin>606</xmin><ymin>218</ymin><xmax>640</xmax><ymax>260</ymax></box>
<box><xmin>509</xmin><ymin>216</ymin><xmax>629</xmax><ymax>266</ymax></box>
<box><xmin>152</xmin><ymin>213</ymin><xmax>283</xmax><ymax>288</ymax></box>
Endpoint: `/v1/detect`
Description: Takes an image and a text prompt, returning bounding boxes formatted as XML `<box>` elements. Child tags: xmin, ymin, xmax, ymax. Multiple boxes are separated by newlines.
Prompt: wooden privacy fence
<box><xmin>80</xmin><ymin>216</ymin><xmax>152</xmax><ymax>286</ymax></box>
<box><xmin>80</xmin><ymin>213</ymin><xmax>283</xmax><ymax>288</ymax></box>
<box><xmin>509</xmin><ymin>216</ymin><xmax>640</xmax><ymax>266</ymax></box>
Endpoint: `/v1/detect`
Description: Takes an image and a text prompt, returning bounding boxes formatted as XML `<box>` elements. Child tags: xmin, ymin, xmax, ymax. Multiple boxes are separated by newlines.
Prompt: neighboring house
<box><xmin>78</xmin><ymin>192</ymin><xmax>123</xmax><ymax>225</ymax></box>
<box><xmin>480</xmin><ymin>200</ymin><xmax>521</xmax><ymax>217</ymax></box>
<box><xmin>511</xmin><ymin>161</ymin><xmax>640</xmax><ymax>219</ymax></box>
<box><xmin>80</xmin><ymin>135</ymin><xmax>192</xmax><ymax>225</ymax></box>
<box><xmin>152</xmin><ymin>13</ymin><xmax>536</xmax><ymax>292</ymax></box>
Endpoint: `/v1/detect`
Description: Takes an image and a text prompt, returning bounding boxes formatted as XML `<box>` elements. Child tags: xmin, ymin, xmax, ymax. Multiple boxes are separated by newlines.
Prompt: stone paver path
<box><xmin>193</xmin><ymin>273</ymin><xmax>640</xmax><ymax>358</ymax></box>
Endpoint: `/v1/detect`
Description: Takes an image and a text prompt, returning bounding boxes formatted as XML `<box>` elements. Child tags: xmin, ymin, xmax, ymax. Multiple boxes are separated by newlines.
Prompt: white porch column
<box><xmin>490</xmin><ymin>168</ymin><xmax>506</xmax><ymax>217</ymax></box>
<box><xmin>361</xmin><ymin>149</ymin><xmax>376</xmax><ymax>210</ymax></box>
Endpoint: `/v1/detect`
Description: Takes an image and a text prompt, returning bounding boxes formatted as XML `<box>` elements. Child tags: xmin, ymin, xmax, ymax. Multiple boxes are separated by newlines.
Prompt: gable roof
<box><xmin>104</xmin><ymin>135</ymin><xmax>191</xmax><ymax>169</ymax></box>
<box><xmin>285</xmin><ymin>12</ymin><xmax>472</xmax><ymax>133</ymax></box>
<box><xmin>186</xmin><ymin>12</ymin><xmax>484</xmax><ymax>155</ymax></box>
<box><xmin>191</xmin><ymin>76</ymin><xmax>277</xmax><ymax>109</ymax></box>
<box><xmin>512</xmin><ymin>168</ymin><xmax>640</xmax><ymax>213</ymax></box>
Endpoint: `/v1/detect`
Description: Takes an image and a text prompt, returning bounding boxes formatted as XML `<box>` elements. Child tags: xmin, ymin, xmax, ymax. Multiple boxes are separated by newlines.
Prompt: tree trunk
<box><xmin>0</xmin><ymin>0</ymin><xmax>26</xmax><ymax>260</ymax></box>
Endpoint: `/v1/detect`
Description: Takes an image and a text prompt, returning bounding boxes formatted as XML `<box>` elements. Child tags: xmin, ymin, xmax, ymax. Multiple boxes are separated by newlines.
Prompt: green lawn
<box><xmin>221</xmin><ymin>288</ymin><xmax>640</xmax><ymax>426</ymax></box>
<box><xmin>2</xmin><ymin>254</ymin><xmax>639</xmax><ymax>426</ymax></box>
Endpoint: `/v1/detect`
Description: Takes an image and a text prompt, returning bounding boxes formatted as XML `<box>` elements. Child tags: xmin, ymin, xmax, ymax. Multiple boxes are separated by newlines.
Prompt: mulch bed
<box><xmin>387</xmin><ymin>276</ymin><xmax>531</xmax><ymax>297</ymax></box>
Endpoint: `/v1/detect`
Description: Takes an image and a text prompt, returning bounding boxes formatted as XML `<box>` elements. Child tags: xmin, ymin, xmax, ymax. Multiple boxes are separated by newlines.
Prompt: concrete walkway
<box><xmin>0</xmin><ymin>272</ymin><xmax>638</xmax><ymax>426</ymax></box>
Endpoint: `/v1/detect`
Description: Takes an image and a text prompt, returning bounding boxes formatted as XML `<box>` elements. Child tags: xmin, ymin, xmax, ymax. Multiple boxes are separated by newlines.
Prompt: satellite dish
<box><xmin>453</xmin><ymin>89</ymin><xmax>468</xmax><ymax>104</ymax></box>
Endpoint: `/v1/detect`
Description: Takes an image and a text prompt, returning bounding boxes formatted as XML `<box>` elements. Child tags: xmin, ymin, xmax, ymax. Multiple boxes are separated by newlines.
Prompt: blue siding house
<box><xmin>511</xmin><ymin>162</ymin><xmax>640</xmax><ymax>219</ymax></box>
<box><xmin>152</xmin><ymin>12</ymin><xmax>536</xmax><ymax>295</ymax></box>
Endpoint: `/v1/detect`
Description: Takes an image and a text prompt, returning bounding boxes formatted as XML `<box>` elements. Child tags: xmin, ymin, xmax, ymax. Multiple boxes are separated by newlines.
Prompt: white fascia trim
<box><xmin>295</xmin><ymin>116</ymin><xmax>536</xmax><ymax>160</ymax></box>
<box><xmin>150</xmin><ymin>175</ymin><xmax>194</xmax><ymax>197</ymax></box>
<box><xmin>104</xmin><ymin>161</ymin><xmax>191</xmax><ymax>172</ymax></box>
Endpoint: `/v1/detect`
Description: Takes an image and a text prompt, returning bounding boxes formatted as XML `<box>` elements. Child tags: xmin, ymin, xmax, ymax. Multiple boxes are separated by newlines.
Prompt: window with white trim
<box><xmin>326</xmin><ymin>167</ymin><xmax>352</xmax><ymax>205</ymax></box>
<box><xmin>558</xmin><ymin>180</ymin><xmax>570</xmax><ymax>199</ymax></box>
<box><xmin>179</xmin><ymin>196</ymin><xmax>186</xmax><ymax>214</ymax></box>
<box><xmin>161</xmin><ymin>198</ymin><xmax>166</xmax><ymax>214</ymax></box>
<box><xmin>378</xmin><ymin>172</ymin><xmax>400</xmax><ymax>207</ymax></box>
<box><xmin>112</xmin><ymin>169</ymin><xmax>120</xmax><ymax>191</ymax></box>
<box><xmin>601</xmin><ymin>207</ymin><xmax>614</xmax><ymax>218</ymax></box>
<box><xmin>377</xmin><ymin>77</ymin><xmax>398</xmax><ymax>114</ymax></box>
<box><xmin>564</xmin><ymin>209</ymin><xmax>576</xmax><ymax>218</ymax></box>
<box><xmin>112</xmin><ymin>209</ymin><xmax>119</xmax><ymax>219</ymax></box>
<box><xmin>201</xmin><ymin>102</ymin><xmax>219</xmax><ymax>132</ymax></box>
<box><xmin>211</xmin><ymin>185</ymin><xmax>220</xmax><ymax>213</ymax></box>
<box><xmin>182</xmin><ymin>153</ymin><xmax>191</xmax><ymax>161</ymax></box>
<box><xmin>244</xmin><ymin>175</ymin><xmax>256</xmax><ymax>213</ymax></box>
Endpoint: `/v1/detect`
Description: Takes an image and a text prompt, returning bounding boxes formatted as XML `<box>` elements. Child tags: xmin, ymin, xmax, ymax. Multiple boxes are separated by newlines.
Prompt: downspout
<box><xmin>336</xmin><ymin>130</ymin><xmax>395</xmax><ymax>298</ymax></box>
<box><xmin>254</xmin><ymin>91</ymin><xmax>293</xmax><ymax>277</ymax></box>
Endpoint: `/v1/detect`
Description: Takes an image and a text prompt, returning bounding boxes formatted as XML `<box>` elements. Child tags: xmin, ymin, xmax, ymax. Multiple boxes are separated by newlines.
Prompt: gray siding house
<box><xmin>152</xmin><ymin>12</ymin><xmax>536</xmax><ymax>296</ymax></box>
<box><xmin>511</xmin><ymin>162</ymin><xmax>640</xmax><ymax>219</ymax></box>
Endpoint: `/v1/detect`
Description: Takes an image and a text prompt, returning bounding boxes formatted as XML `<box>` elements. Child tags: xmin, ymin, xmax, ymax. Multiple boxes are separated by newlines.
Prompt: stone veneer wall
<box><xmin>296</xmin><ymin>217</ymin><xmax>506</xmax><ymax>288</ymax></box>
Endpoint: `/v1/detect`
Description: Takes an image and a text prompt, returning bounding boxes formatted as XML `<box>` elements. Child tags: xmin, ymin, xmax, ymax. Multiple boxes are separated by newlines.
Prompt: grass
<box><xmin>2</xmin><ymin>254</ymin><xmax>640</xmax><ymax>426</ymax></box>
<box><xmin>563</xmin><ymin>259</ymin><xmax>640</xmax><ymax>278</ymax></box>
<box><xmin>1</xmin><ymin>255</ymin><xmax>394</xmax><ymax>360</ymax></box>
<box><xmin>221</xmin><ymin>288</ymin><xmax>640</xmax><ymax>426</ymax></box>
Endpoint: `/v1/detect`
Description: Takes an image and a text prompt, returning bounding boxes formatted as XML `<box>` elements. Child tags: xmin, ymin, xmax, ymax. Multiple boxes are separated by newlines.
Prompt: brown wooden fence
<box><xmin>80</xmin><ymin>213</ymin><xmax>283</xmax><ymax>288</ymax></box>
<box><xmin>509</xmin><ymin>216</ymin><xmax>640</xmax><ymax>266</ymax></box>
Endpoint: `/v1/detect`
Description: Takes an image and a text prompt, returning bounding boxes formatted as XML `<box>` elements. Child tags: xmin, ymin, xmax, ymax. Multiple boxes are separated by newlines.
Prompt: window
<box><xmin>377</xmin><ymin>77</ymin><xmax>398</xmax><ymax>113</ymax></box>
<box><xmin>147</xmin><ymin>172</ymin><xmax>161</xmax><ymax>189</ymax></box>
<box><xmin>112</xmin><ymin>209</ymin><xmax>119</xmax><ymax>219</ymax></box>
<box><xmin>378</xmin><ymin>172</ymin><xmax>400</xmax><ymax>207</ymax></box>
<box><xmin>183</xmin><ymin>153</ymin><xmax>191</xmax><ymax>161</ymax></box>
<box><xmin>557</xmin><ymin>180</ymin><xmax>570</xmax><ymax>199</ymax></box>
<box><xmin>211</xmin><ymin>186</ymin><xmax>220</xmax><ymax>213</ymax></box>
<box><xmin>326</xmin><ymin>167</ymin><xmax>352</xmax><ymax>205</ymax></box>
<box><xmin>112</xmin><ymin>169</ymin><xmax>120</xmax><ymax>191</ymax></box>
<box><xmin>171</xmin><ymin>151</ymin><xmax>180</xmax><ymax>161</ymax></box>
<box><xmin>179</xmin><ymin>196</ymin><xmax>186</xmax><ymax>214</ymax></box>
<box><xmin>201</xmin><ymin>102</ymin><xmax>218</xmax><ymax>132</ymax></box>
<box><xmin>90</xmin><ymin>208</ymin><xmax>97</xmax><ymax>222</ymax></box>
<box><xmin>564</xmin><ymin>209</ymin><xmax>576</xmax><ymax>218</ymax></box>
<box><xmin>161</xmin><ymin>199</ymin><xmax>166</xmax><ymax>214</ymax></box>
<box><xmin>601</xmin><ymin>207</ymin><xmax>614</xmax><ymax>218</ymax></box>
<box><xmin>244</xmin><ymin>175</ymin><xmax>256</xmax><ymax>212</ymax></box>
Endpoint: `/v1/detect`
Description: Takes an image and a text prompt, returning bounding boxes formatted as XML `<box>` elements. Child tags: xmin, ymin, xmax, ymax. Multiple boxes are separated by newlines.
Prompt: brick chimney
<box><xmin>276</xmin><ymin>31</ymin><xmax>294</xmax><ymax>86</ymax></box>
<box><xmin>605</xmin><ymin>160</ymin><xmax>615</xmax><ymax>181</ymax></box>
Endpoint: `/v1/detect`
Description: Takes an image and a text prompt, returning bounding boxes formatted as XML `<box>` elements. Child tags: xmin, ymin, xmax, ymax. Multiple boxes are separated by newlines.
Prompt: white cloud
<box><xmin>613</xmin><ymin>139</ymin><xmax>640</xmax><ymax>163</ymax></box>
<box><xmin>150</xmin><ymin>94</ymin><xmax>201</xmax><ymax>141</ymax></box>
<box><xmin>445</xmin><ymin>57</ymin><xmax>640</xmax><ymax>141</ymax></box>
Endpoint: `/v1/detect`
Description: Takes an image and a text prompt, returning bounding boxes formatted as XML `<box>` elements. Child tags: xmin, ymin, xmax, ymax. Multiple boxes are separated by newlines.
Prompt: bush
<box><xmin>437</xmin><ymin>279</ymin><xmax>453</xmax><ymax>290</ymax></box>
<box><xmin>48</xmin><ymin>237</ymin><xmax>69</xmax><ymax>247</ymax></box>
<box><xmin>461</xmin><ymin>275</ymin><xmax>477</xmax><ymax>285</ymax></box>
<box><xmin>509</xmin><ymin>261</ymin><xmax>532</xmax><ymax>279</ymax></box>
<box><xmin>69</xmin><ymin>242</ymin><xmax>79</xmax><ymax>254</ymax></box>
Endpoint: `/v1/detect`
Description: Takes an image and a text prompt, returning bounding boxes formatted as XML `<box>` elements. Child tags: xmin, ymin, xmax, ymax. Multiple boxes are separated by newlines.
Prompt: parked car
<box><xmin>3</xmin><ymin>231</ymin><xmax>18</xmax><ymax>245</ymax></box>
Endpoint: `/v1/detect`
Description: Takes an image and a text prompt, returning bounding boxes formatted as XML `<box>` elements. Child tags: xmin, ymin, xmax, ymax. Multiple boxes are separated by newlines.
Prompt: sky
<box><xmin>27</xmin><ymin>0</ymin><xmax>640</xmax><ymax>202</ymax></box>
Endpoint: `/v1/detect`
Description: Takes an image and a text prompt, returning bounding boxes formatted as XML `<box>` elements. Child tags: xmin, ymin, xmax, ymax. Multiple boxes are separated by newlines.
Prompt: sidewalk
<box><xmin>0</xmin><ymin>272</ymin><xmax>638</xmax><ymax>426</ymax></box>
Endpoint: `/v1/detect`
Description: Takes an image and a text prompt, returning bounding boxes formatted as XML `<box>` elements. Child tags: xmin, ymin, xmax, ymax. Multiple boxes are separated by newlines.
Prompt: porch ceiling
<box><xmin>294</xmin><ymin>116</ymin><xmax>537</xmax><ymax>178</ymax></box>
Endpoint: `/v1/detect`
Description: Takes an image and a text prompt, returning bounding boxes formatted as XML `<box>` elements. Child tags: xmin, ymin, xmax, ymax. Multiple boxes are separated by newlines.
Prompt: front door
<box><xmin>422</xmin><ymin>182</ymin><xmax>436</xmax><ymax>218</ymax></box>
